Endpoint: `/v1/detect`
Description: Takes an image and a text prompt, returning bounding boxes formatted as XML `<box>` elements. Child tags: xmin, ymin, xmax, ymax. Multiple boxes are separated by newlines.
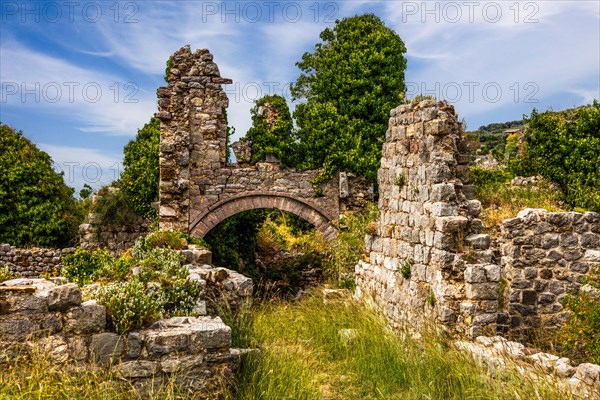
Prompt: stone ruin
<box><xmin>156</xmin><ymin>46</ymin><xmax>373</xmax><ymax>241</ymax></box>
<box><xmin>355</xmin><ymin>99</ymin><xmax>600</xmax><ymax>397</ymax></box>
<box><xmin>0</xmin><ymin>243</ymin><xmax>253</xmax><ymax>397</ymax></box>
<box><xmin>355</xmin><ymin>99</ymin><xmax>600</xmax><ymax>341</ymax></box>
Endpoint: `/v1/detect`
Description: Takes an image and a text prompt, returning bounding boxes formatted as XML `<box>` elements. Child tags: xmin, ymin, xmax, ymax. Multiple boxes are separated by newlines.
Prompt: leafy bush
<box><xmin>119</xmin><ymin>117</ymin><xmax>160</xmax><ymax>219</ymax></box>
<box><xmin>514</xmin><ymin>101</ymin><xmax>600</xmax><ymax>211</ymax></box>
<box><xmin>91</xmin><ymin>189</ymin><xmax>140</xmax><ymax>228</ymax></box>
<box><xmin>144</xmin><ymin>229</ymin><xmax>188</xmax><ymax>250</ymax></box>
<box><xmin>244</xmin><ymin>95</ymin><xmax>296</xmax><ymax>167</ymax></box>
<box><xmin>557</xmin><ymin>267</ymin><xmax>600</xmax><ymax>364</ymax></box>
<box><xmin>159</xmin><ymin>276</ymin><xmax>204</xmax><ymax>317</ymax></box>
<box><xmin>95</xmin><ymin>279</ymin><xmax>162</xmax><ymax>334</ymax></box>
<box><xmin>0</xmin><ymin>265</ymin><xmax>14</xmax><ymax>282</ymax></box>
<box><xmin>62</xmin><ymin>248</ymin><xmax>108</xmax><ymax>286</ymax></box>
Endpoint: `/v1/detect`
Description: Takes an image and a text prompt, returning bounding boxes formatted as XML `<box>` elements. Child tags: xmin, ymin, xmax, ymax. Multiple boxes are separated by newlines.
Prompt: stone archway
<box><xmin>156</xmin><ymin>47</ymin><xmax>373</xmax><ymax>239</ymax></box>
<box><xmin>189</xmin><ymin>192</ymin><xmax>338</xmax><ymax>241</ymax></box>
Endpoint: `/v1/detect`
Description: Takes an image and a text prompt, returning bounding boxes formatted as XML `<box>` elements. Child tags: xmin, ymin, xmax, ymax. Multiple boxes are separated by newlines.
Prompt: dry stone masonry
<box><xmin>157</xmin><ymin>46</ymin><xmax>372</xmax><ymax>241</ymax></box>
<box><xmin>501</xmin><ymin>208</ymin><xmax>600</xmax><ymax>338</ymax></box>
<box><xmin>355</xmin><ymin>99</ymin><xmax>498</xmax><ymax>337</ymax></box>
<box><xmin>79</xmin><ymin>187</ymin><xmax>151</xmax><ymax>254</ymax></box>
<box><xmin>0</xmin><ymin>244</ymin><xmax>72</xmax><ymax>278</ymax></box>
<box><xmin>0</xmin><ymin>274</ymin><xmax>248</xmax><ymax>397</ymax></box>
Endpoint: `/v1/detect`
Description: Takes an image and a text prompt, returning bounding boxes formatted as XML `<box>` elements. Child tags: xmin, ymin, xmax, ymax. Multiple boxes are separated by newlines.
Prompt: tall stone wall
<box><xmin>355</xmin><ymin>100</ymin><xmax>499</xmax><ymax>337</ymax></box>
<box><xmin>501</xmin><ymin>209</ymin><xmax>600</xmax><ymax>338</ymax></box>
<box><xmin>157</xmin><ymin>46</ymin><xmax>232</xmax><ymax>232</ymax></box>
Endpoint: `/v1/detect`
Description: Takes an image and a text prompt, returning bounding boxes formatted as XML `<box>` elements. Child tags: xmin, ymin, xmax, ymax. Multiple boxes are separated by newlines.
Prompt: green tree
<box><xmin>119</xmin><ymin>117</ymin><xmax>160</xmax><ymax>219</ymax></box>
<box><xmin>0</xmin><ymin>124</ymin><xmax>83</xmax><ymax>247</ymax></box>
<box><xmin>291</xmin><ymin>13</ymin><xmax>407</xmax><ymax>184</ymax></box>
<box><xmin>514</xmin><ymin>101</ymin><xmax>600</xmax><ymax>211</ymax></box>
<box><xmin>245</xmin><ymin>95</ymin><xmax>295</xmax><ymax>166</ymax></box>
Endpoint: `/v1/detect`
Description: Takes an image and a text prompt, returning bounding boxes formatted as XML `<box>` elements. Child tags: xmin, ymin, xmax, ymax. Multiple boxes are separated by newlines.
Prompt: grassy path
<box><xmin>229</xmin><ymin>289</ymin><xmax>570</xmax><ymax>400</ymax></box>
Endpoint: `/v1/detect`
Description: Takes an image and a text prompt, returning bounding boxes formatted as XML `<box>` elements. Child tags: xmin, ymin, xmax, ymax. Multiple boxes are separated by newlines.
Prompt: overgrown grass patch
<box><xmin>229</xmin><ymin>290</ymin><xmax>569</xmax><ymax>400</ymax></box>
<box><xmin>470</xmin><ymin>167</ymin><xmax>564</xmax><ymax>234</ymax></box>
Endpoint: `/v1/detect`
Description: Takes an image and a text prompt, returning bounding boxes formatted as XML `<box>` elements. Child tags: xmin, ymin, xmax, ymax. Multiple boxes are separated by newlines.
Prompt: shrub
<box><xmin>95</xmin><ymin>279</ymin><xmax>162</xmax><ymax>333</ymax></box>
<box><xmin>91</xmin><ymin>189</ymin><xmax>140</xmax><ymax>228</ymax></box>
<box><xmin>326</xmin><ymin>202</ymin><xmax>379</xmax><ymax>287</ymax></box>
<box><xmin>0</xmin><ymin>265</ymin><xmax>14</xmax><ymax>282</ymax></box>
<box><xmin>514</xmin><ymin>101</ymin><xmax>600</xmax><ymax>211</ymax></box>
<box><xmin>62</xmin><ymin>248</ymin><xmax>106</xmax><ymax>286</ymax></box>
<box><xmin>144</xmin><ymin>229</ymin><xmax>188</xmax><ymax>250</ymax></box>
<box><xmin>557</xmin><ymin>267</ymin><xmax>600</xmax><ymax>364</ymax></box>
<box><xmin>159</xmin><ymin>277</ymin><xmax>204</xmax><ymax>317</ymax></box>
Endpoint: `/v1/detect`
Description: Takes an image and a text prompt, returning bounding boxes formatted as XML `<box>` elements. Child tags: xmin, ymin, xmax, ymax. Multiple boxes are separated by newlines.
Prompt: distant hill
<box><xmin>466</xmin><ymin>120</ymin><xmax>524</xmax><ymax>157</ymax></box>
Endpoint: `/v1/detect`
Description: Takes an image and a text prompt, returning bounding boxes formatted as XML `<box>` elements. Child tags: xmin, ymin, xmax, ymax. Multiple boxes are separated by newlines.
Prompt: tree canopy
<box><xmin>118</xmin><ymin>117</ymin><xmax>160</xmax><ymax>218</ymax></box>
<box><xmin>0</xmin><ymin>124</ymin><xmax>82</xmax><ymax>247</ymax></box>
<box><xmin>291</xmin><ymin>13</ymin><xmax>407</xmax><ymax>184</ymax></box>
<box><xmin>515</xmin><ymin>101</ymin><xmax>600</xmax><ymax>211</ymax></box>
<box><xmin>244</xmin><ymin>95</ymin><xmax>295</xmax><ymax>166</ymax></box>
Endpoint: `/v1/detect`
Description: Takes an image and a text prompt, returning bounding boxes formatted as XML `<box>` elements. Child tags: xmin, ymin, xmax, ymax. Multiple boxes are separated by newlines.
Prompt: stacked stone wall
<box><xmin>0</xmin><ymin>244</ymin><xmax>72</xmax><ymax>278</ymax></box>
<box><xmin>501</xmin><ymin>209</ymin><xmax>600</xmax><ymax>337</ymax></box>
<box><xmin>157</xmin><ymin>46</ymin><xmax>372</xmax><ymax>239</ymax></box>
<box><xmin>355</xmin><ymin>99</ymin><xmax>497</xmax><ymax>337</ymax></box>
<box><xmin>0</xmin><ymin>277</ymin><xmax>243</xmax><ymax>396</ymax></box>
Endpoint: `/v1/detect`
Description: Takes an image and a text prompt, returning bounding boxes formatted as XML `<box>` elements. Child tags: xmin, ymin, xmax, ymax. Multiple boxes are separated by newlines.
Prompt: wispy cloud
<box><xmin>38</xmin><ymin>143</ymin><xmax>122</xmax><ymax>192</ymax></box>
<box><xmin>1</xmin><ymin>38</ymin><xmax>156</xmax><ymax>136</ymax></box>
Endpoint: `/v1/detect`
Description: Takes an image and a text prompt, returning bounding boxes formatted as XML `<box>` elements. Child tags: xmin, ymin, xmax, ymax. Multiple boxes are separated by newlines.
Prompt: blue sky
<box><xmin>1</xmin><ymin>1</ymin><xmax>599</xmax><ymax>194</ymax></box>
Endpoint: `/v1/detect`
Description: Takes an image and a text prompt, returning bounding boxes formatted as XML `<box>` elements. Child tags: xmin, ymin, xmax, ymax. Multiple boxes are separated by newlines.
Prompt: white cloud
<box><xmin>0</xmin><ymin>39</ymin><xmax>156</xmax><ymax>136</ymax></box>
<box><xmin>38</xmin><ymin>143</ymin><xmax>122</xmax><ymax>192</ymax></box>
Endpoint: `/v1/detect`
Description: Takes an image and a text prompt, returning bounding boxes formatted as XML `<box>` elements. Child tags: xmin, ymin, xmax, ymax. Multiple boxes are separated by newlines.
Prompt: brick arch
<box><xmin>189</xmin><ymin>193</ymin><xmax>338</xmax><ymax>241</ymax></box>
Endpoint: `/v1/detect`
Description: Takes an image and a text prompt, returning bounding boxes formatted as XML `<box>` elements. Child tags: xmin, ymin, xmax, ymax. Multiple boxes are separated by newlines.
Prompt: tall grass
<box><xmin>0</xmin><ymin>343</ymin><xmax>195</xmax><ymax>400</ymax></box>
<box><xmin>229</xmin><ymin>290</ymin><xmax>571</xmax><ymax>400</ymax></box>
<box><xmin>470</xmin><ymin>167</ymin><xmax>564</xmax><ymax>234</ymax></box>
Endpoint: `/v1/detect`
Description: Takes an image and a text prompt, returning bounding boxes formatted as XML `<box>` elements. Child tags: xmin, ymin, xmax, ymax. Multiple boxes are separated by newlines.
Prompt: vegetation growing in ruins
<box><xmin>557</xmin><ymin>267</ymin><xmax>600</xmax><ymax>364</ymax></box>
<box><xmin>244</xmin><ymin>95</ymin><xmax>296</xmax><ymax>166</ymax></box>
<box><xmin>512</xmin><ymin>101</ymin><xmax>600</xmax><ymax>212</ymax></box>
<box><xmin>118</xmin><ymin>117</ymin><xmax>161</xmax><ymax>219</ymax></box>
<box><xmin>227</xmin><ymin>290</ymin><xmax>570</xmax><ymax>400</ymax></box>
<box><xmin>0</xmin><ymin>124</ymin><xmax>83</xmax><ymax>247</ymax></box>
<box><xmin>62</xmin><ymin>230</ymin><xmax>206</xmax><ymax>333</ymax></box>
<box><xmin>291</xmin><ymin>13</ymin><xmax>407</xmax><ymax>185</ymax></box>
<box><xmin>469</xmin><ymin>167</ymin><xmax>564</xmax><ymax>233</ymax></box>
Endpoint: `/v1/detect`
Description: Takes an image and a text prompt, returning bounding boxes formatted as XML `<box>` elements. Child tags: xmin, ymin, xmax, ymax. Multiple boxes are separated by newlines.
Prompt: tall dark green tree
<box><xmin>244</xmin><ymin>95</ymin><xmax>295</xmax><ymax>166</ymax></box>
<box><xmin>291</xmin><ymin>13</ymin><xmax>407</xmax><ymax>184</ymax></box>
<box><xmin>0</xmin><ymin>124</ymin><xmax>82</xmax><ymax>247</ymax></box>
<box><xmin>119</xmin><ymin>117</ymin><xmax>160</xmax><ymax>218</ymax></box>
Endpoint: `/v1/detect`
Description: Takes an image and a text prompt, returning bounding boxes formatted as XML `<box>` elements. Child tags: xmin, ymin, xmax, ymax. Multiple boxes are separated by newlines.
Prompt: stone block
<box><xmin>144</xmin><ymin>329</ymin><xmax>192</xmax><ymax>358</ymax></box>
<box><xmin>47</xmin><ymin>283</ymin><xmax>81</xmax><ymax>311</ymax></box>
<box><xmin>464</xmin><ymin>265</ymin><xmax>487</xmax><ymax>283</ymax></box>
<box><xmin>91</xmin><ymin>332</ymin><xmax>124</xmax><ymax>365</ymax></box>
<box><xmin>63</xmin><ymin>300</ymin><xmax>106</xmax><ymax>335</ymax></box>
<box><xmin>189</xmin><ymin>317</ymin><xmax>232</xmax><ymax>350</ymax></box>
<box><xmin>116</xmin><ymin>360</ymin><xmax>159</xmax><ymax>378</ymax></box>
<box><xmin>431</xmin><ymin>202</ymin><xmax>457</xmax><ymax>217</ymax></box>
<box><xmin>465</xmin><ymin>234</ymin><xmax>490</xmax><ymax>250</ymax></box>
<box><xmin>466</xmin><ymin>283</ymin><xmax>498</xmax><ymax>300</ymax></box>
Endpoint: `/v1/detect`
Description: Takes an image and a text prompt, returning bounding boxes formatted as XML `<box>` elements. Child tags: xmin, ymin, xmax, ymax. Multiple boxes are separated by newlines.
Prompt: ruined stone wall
<box><xmin>157</xmin><ymin>46</ymin><xmax>231</xmax><ymax>232</ymax></box>
<box><xmin>0</xmin><ymin>244</ymin><xmax>73</xmax><ymax>278</ymax></box>
<box><xmin>355</xmin><ymin>100</ymin><xmax>498</xmax><ymax>337</ymax></box>
<box><xmin>501</xmin><ymin>209</ymin><xmax>600</xmax><ymax>337</ymax></box>
<box><xmin>78</xmin><ymin>188</ymin><xmax>151</xmax><ymax>255</ymax></box>
<box><xmin>0</xmin><ymin>277</ymin><xmax>243</xmax><ymax>396</ymax></box>
<box><xmin>158</xmin><ymin>47</ymin><xmax>372</xmax><ymax>239</ymax></box>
